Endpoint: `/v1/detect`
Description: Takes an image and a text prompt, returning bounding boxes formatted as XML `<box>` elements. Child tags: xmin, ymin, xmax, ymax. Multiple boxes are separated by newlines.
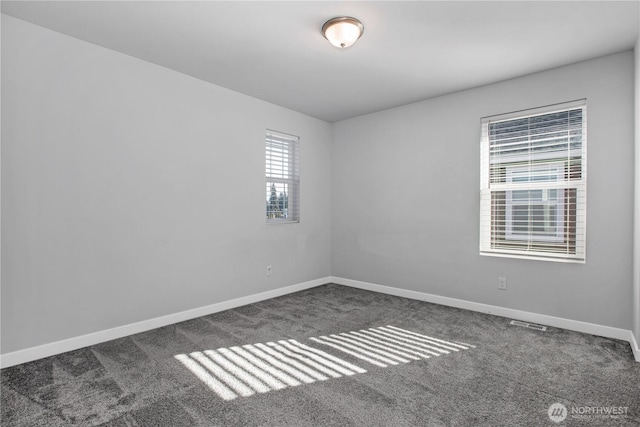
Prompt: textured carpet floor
<box><xmin>1</xmin><ymin>283</ymin><xmax>639</xmax><ymax>426</ymax></box>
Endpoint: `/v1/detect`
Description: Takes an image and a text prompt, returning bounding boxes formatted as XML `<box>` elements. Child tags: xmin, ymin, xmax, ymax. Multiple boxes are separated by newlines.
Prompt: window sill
<box><xmin>266</xmin><ymin>220</ymin><xmax>299</xmax><ymax>225</ymax></box>
<box><xmin>480</xmin><ymin>250</ymin><xmax>585</xmax><ymax>264</ymax></box>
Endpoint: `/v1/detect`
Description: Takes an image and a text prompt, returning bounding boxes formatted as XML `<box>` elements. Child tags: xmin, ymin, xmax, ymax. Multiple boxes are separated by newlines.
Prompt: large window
<box><xmin>265</xmin><ymin>129</ymin><xmax>300</xmax><ymax>223</ymax></box>
<box><xmin>480</xmin><ymin>100</ymin><xmax>586</xmax><ymax>262</ymax></box>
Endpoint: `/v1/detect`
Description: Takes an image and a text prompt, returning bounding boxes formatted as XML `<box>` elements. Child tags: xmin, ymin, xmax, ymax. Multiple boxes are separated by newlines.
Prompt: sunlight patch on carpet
<box><xmin>310</xmin><ymin>325</ymin><xmax>475</xmax><ymax>368</ymax></box>
<box><xmin>176</xmin><ymin>325</ymin><xmax>474</xmax><ymax>400</ymax></box>
<box><xmin>175</xmin><ymin>339</ymin><xmax>366</xmax><ymax>401</ymax></box>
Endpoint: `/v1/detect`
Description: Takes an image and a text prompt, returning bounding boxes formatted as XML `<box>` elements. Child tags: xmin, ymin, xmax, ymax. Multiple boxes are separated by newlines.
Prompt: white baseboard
<box><xmin>0</xmin><ymin>277</ymin><xmax>330</xmax><ymax>368</ymax></box>
<box><xmin>3</xmin><ymin>276</ymin><xmax>638</xmax><ymax>367</ymax></box>
<box><xmin>330</xmin><ymin>276</ymin><xmax>640</xmax><ymax>361</ymax></box>
<box><xmin>631</xmin><ymin>332</ymin><xmax>640</xmax><ymax>362</ymax></box>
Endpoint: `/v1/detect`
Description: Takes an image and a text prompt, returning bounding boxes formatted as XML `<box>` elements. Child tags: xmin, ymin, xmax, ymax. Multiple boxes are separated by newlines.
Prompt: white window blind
<box><xmin>480</xmin><ymin>100</ymin><xmax>587</xmax><ymax>262</ymax></box>
<box><xmin>266</xmin><ymin>129</ymin><xmax>300</xmax><ymax>223</ymax></box>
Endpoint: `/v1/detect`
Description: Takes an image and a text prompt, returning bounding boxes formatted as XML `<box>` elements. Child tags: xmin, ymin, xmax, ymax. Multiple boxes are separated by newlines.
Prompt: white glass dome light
<box><xmin>322</xmin><ymin>17</ymin><xmax>364</xmax><ymax>48</ymax></box>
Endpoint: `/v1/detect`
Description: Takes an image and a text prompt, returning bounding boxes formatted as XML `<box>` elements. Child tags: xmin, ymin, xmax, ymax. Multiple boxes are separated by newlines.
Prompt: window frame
<box><xmin>265</xmin><ymin>129</ymin><xmax>300</xmax><ymax>224</ymax></box>
<box><xmin>479</xmin><ymin>100</ymin><xmax>587</xmax><ymax>263</ymax></box>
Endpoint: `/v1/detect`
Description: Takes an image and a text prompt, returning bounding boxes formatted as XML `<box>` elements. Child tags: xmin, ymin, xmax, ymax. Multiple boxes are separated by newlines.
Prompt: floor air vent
<box><xmin>509</xmin><ymin>320</ymin><xmax>547</xmax><ymax>331</ymax></box>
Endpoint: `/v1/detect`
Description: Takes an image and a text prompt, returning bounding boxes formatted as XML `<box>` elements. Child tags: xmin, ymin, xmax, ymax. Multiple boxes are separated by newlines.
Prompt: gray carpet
<box><xmin>1</xmin><ymin>283</ymin><xmax>639</xmax><ymax>426</ymax></box>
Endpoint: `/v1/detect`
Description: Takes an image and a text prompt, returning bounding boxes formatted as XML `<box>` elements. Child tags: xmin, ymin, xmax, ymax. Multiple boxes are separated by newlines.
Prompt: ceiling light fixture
<box><xmin>322</xmin><ymin>16</ymin><xmax>364</xmax><ymax>49</ymax></box>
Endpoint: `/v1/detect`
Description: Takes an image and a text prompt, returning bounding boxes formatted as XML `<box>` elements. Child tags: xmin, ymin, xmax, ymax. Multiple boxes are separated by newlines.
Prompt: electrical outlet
<box><xmin>498</xmin><ymin>277</ymin><xmax>507</xmax><ymax>290</ymax></box>
<box><xmin>266</xmin><ymin>265</ymin><xmax>272</xmax><ymax>276</ymax></box>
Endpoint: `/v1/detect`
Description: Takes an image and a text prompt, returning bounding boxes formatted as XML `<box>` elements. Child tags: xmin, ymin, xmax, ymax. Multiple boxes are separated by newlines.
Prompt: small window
<box><xmin>480</xmin><ymin>100</ymin><xmax>587</xmax><ymax>262</ymax></box>
<box><xmin>265</xmin><ymin>129</ymin><xmax>299</xmax><ymax>223</ymax></box>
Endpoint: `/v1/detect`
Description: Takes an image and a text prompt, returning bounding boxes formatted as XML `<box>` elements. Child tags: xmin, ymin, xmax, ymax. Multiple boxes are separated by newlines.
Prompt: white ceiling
<box><xmin>2</xmin><ymin>1</ymin><xmax>639</xmax><ymax>122</ymax></box>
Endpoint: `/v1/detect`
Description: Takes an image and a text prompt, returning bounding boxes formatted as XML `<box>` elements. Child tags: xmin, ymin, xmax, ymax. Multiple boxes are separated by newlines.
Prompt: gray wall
<box><xmin>1</xmin><ymin>14</ymin><xmax>637</xmax><ymax>357</ymax></box>
<box><xmin>332</xmin><ymin>51</ymin><xmax>635</xmax><ymax>330</ymax></box>
<box><xmin>1</xmin><ymin>15</ymin><xmax>332</xmax><ymax>353</ymax></box>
